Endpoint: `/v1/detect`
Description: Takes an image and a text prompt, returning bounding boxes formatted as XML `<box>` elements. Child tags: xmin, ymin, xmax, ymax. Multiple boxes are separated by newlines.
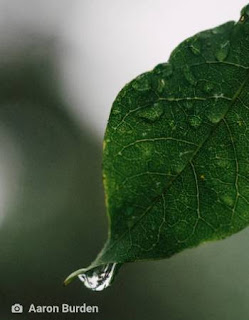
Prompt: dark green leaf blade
<box><xmin>65</xmin><ymin>4</ymin><xmax>249</xmax><ymax>289</ymax></box>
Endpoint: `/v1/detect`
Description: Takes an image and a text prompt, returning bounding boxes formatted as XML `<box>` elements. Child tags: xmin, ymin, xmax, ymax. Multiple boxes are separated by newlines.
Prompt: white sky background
<box><xmin>0</xmin><ymin>0</ymin><xmax>247</xmax><ymax>137</ymax></box>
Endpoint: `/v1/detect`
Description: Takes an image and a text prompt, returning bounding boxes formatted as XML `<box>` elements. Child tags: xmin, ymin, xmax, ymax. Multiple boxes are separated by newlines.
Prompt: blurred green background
<box><xmin>1</xmin><ymin>1</ymin><xmax>249</xmax><ymax>319</ymax></box>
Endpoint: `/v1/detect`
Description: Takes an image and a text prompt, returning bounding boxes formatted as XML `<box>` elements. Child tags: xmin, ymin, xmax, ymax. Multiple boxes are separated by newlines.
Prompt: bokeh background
<box><xmin>1</xmin><ymin>1</ymin><xmax>249</xmax><ymax>319</ymax></box>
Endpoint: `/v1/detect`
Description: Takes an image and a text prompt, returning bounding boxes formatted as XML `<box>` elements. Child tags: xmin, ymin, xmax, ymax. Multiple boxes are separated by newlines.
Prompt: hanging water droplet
<box><xmin>137</xmin><ymin>102</ymin><xmax>164</xmax><ymax>122</ymax></box>
<box><xmin>183</xmin><ymin>66</ymin><xmax>196</xmax><ymax>85</ymax></box>
<box><xmin>215</xmin><ymin>41</ymin><xmax>230</xmax><ymax>62</ymax></box>
<box><xmin>189</xmin><ymin>115</ymin><xmax>202</xmax><ymax>128</ymax></box>
<box><xmin>153</xmin><ymin>63</ymin><xmax>173</xmax><ymax>77</ymax></box>
<box><xmin>132</xmin><ymin>73</ymin><xmax>151</xmax><ymax>91</ymax></box>
<box><xmin>78</xmin><ymin>263</ymin><xmax>120</xmax><ymax>291</ymax></box>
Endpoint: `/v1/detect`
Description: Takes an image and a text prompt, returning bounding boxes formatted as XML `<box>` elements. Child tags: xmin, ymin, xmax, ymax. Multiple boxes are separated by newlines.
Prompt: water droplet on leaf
<box><xmin>183</xmin><ymin>66</ymin><xmax>196</xmax><ymax>85</ymax></box>
<box><xmin>220</xmin><ymin>195</ymin><xmax>234</xmax><ymax>207</ymax></box>
<box><xmin>189</xmin><ymin>40</ymin><xmax>201</xmax><ymax>55</ymax></box>
<box><xmin>137</xmin><ymin>102</ymin><xmax>164</xmax><ymax>122</ymax></box>
<box><xmin>215</xmin><ymin>41</ymin><xmax>230</xmax><ymax>62</ymax></box>
<box><xmin>78</xmin><ymin>263</ymin><xmax>120</xmax><ymax>291</ymax></box>
<box><xmin>202</xmin><ymin>82</ymin><xmax>214</xmax><ymax>93</ymax></box>
<box><xmin>169</xmin><ymin>120</ymin><xmax>176</xmax><ymax>130</ymax></box>
<box><xmin>157</xmin><ymin>79</ymin><xmax>166</xmax><ymax>93</ymax></box>
<box><xmin>207</xmin><ymin>112</ymin><xmax>223</xmax><ymax>124</ymax></box>
<box><xmin>174</xmin><ymin>164</ymin><xmax>184</xmax><ymax>174</ymax></box>
<box><xmin>112</xmin><ymin>107</ymin><xmax>121</xmax><ymax>115</ymax></box>
<box><xmin>189</xmin><ymin>115</ymin><xmax>202</xmax><ymax>128</ymax></box>
<box><xmin>217</xmin><ymin>159</ymin><xmax>230</xmax><ymax>168</ymax></box>
<box><xmin>212</xmin><ymin>28</ymin><xmax>220</xmax><ymax>35</ymax></box>
<box><xmin>240</xmin><ymin>4</ymin><xmax>249</xmax><ymax>22</ymax></box>
<box><xmin>184</xmin><ymin>101</ymin><xmax>194</xmax><ymax>110</ymax></box>
<box><xmin>132</xmin><ymin>73</ymin><xmax>151</xmax><ymax>91</ymax></box>
<box><xmin>153</xmin><ymin>63</ymin><xmax>173</xmax><ymax>77</ymax></box>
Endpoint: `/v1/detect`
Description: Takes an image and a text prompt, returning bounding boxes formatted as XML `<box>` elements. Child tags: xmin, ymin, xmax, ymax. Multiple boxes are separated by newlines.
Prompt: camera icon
<box><xmin>11</xmin><ymin>304</ymin><xmax>23</xmax><ymax>313</ymax></box>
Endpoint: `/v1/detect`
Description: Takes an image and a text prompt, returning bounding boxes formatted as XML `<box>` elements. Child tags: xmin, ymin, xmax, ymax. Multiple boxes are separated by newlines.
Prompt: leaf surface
<box><xmin>65</xmin><ymin>4</ymin><xmax>249</xmax><ymax>288</ymax></box>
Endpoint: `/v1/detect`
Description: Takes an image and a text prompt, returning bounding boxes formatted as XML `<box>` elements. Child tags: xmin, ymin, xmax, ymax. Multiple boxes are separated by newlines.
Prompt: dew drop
<box><xmin>207</xmin><ymin>112</ymin><xmax>222</xmax><ymax>124</ymax></box>
<box><xmin>184</xmin><ymin>101</ymin><xmax>193</xmax><ymax>110</ymax></box>
<box><xmin>113</xmin><ymin>107</ymin><xmax>121</xmax><ymax>115</ymax></box>
<box><xmin>157</xmin><ymin>78</ymin><xmax>166</xmax><ymax>93</ymax></box>
<box><xmin>217</xmin><ymin>159</ymin><xmax>230</xmax><ymax>168</ymax></box>
<box><xmin>240</xmin><ymin>5</ymin><xmax>249</xmax><ymax>21</ymax></box>
<box><xmin>174</xmin><ymin>164</ymin><xmax>184</xmax><ymax>174</ymax></box>
<box><xmin>190</xmin><ymin>45</ymin><xmax>200</xmax><ymax>55</ymax></box>
<box><xmin>78</xmin><ymin>263</ymin><xmax>120</xmax><ymax>291</ymax></box>
<box><xmin>215</xmin><ymin>41</ymin><xmax>230</xmax><ymax>62</ymax></box>
<box><xmin>137</xmin><ymin>102</ymin><xmax>164</xmax><ymax>122</ymax></box>
<box><xmin>132</xmin><ymin>73</ymin><xmax>151</xmax><ymax>91</ymax></box>
<box><xmin>153</xmin><ymin>63</ymin><xmax>173</xmax><ymax>77</ymax></box>
<box><xmin>189</xmin><ymin>40</ymin><xmax>201</xmax><ymax>56</ymax></box>
<box><xmin>183</xmin><ymin>66</ymin><xmax>196</xmax><ymax>85</ymax></box>
<box><xmin>189</xmin><ymin>115</ymin><xmax>202</xmax><ymax>128</ymax></box>
<box><xmin>240</xmin><ymin>15</ymin><xmax>246</xmax><ymax>23</ymax></box>
<box><xmin>212</xmin><ymin>29</ymin><xmax>218</xmax><ymax>35</ymax></box>
<box><xmin>211</xmin><ymin>27</ymin><xmax>222</xmax><ymax>35</ymax></box>
<box><xmin>220</xmin><ymin>195</ymin><xmax>234</xmax><ymax>208</ymax></box>
<box><xmin>169</xmin><ymin>120</ymin><xmax>176</xmax><ymax>130</ymax></box>
<box><xmin>202</xmin><ymin>82</ymin><xmax>214</xmax><ymax>93</ymax></box>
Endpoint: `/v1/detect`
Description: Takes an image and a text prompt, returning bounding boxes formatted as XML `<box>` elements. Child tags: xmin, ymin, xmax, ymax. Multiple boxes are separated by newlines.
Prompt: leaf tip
<box><xmin>63</xmin><ymin>268</ymin><xmax>87</xmax><ymax>287</ymax></box>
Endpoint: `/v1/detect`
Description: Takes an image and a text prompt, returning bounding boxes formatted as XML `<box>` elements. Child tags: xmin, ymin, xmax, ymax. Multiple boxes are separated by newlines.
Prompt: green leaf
<box><xmin>65</xmin><ymin>4</ymin><xmax>249</xmax><ymax>290</ymax></box>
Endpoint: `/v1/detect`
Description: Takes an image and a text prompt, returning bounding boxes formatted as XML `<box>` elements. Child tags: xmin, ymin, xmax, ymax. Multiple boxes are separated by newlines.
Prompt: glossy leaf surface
<box><xmin>65</xmin><ymin>4</ymin><xmax>249</xmax><ymax>289</ymax></box>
